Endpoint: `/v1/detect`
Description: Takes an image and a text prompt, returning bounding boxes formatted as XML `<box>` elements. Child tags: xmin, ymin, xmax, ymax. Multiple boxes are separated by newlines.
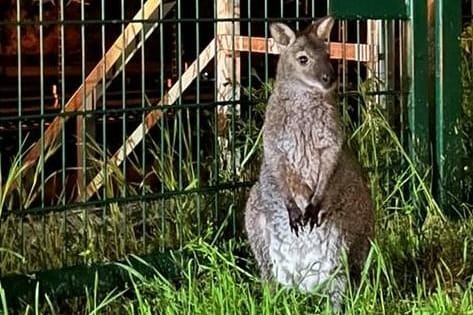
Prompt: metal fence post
<box><xmin>435</xmin><ymin>0</ymin><xmax>462</xmax><ymax>215</ymax></box>
<box><xmin>407</xmin><ymin>0</ymin><xmax>431</xmax><ymax>167</ymax></box>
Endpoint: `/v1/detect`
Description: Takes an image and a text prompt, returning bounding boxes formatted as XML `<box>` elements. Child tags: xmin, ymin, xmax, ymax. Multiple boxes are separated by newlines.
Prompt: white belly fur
<box><xmin>269</xmin><ymin>222</ymin><xmax>346</xmax><ymax>293</ymax></box>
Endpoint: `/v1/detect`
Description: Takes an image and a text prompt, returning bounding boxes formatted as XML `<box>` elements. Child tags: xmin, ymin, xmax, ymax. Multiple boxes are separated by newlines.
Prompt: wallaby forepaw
<box><xmin>290</xmin><ymin>222</ymin><xmax>300</xmax><ymax>237</ymax></box>
<box><xmin>287</xmin><ymin>199</ymin><xmax>304</xmax><ymax>237</ymax></box>
<box><xmin>304</xmin><ymin>202</ymin><xmax>325</xmax><ymax>231</ymax></box>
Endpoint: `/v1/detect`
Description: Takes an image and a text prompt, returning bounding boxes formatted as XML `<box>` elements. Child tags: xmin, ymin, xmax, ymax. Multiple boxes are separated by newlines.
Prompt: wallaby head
<box><xmin>270</xmin><ymin>16</ymin><xmax>336</xmax><ymax>93</ymax></box>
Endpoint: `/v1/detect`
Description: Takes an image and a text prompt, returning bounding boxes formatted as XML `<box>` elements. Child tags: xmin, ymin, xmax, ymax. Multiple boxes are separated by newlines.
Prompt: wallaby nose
<box><xmin>321</xmin><ymin>73</ymin><xmax>330</xmax><ymax>83</ymax></box>
<box><xmin>321</xmin><ymin>67</ymin><xmax>336</xmax><ymax>86</ymax></box>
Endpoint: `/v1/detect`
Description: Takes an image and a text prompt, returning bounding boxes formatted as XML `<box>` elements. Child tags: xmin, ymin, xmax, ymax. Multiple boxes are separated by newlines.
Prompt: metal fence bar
<box><xmin>230</xmin><ymin>0</ymin><xmax>237</xmax><ymax>235</ymax></box>
<box><xmin>195</xmin><ymin>0</ymin><xmax>202</xmax><ymax>236</ymax></box>
<box><xmin>341</xmin><ymin>19</ymin><xmax>347</xmax><ymax>120</ymax></box>
<box><xmin>120</xmin><ymin>0</ymin><xmax>128</xmax><ymax>247</ymax></box>
<box><xmin>177</xmin><ymin>0</ymin><xmax>183</xmax><ymax>198</ymax></box>
<box><xmin>435</xmin><ymin>0</ymin><xmax>463</xmax><ymax>214</ymax></box>
<box><xmin>100</xmin><ymin>0</ymin><xmax>109</xmax><ymax>260</ymax></box>
<box><xmin>140</xmin><ymin>0</ymin><xmax>147</xmax><ymax>249</ymax></box>
<box><xmin>15</xmin><ymin>0</ymin><xmax>25</xmax><ymax>267</ymax></box>
<box><xmin>399</xmin><ymin>19</ymin><xmax>406</xmax><ymax>148</ymax></box>
<box><xmin>159</xmin><ymin>0</ymin><xmax>165</xmax><ymax>251</ymax></box>
<box><xmin>8</xmin><ymin>1</ymin><xmax>167</xmax><ymax>201</ymax></box>
<box><xmin>84</xmin><ymin>39</ymin><xmax>216</xmax><ymax>200</ymax></box>
<box><xmin>60</xmin><ymin>0</ymin><xmax>68</xmax><ymax>267</ymax></box>
<box><xmin>39</xmin><ymin>0</ymin><xmax>47</xmax><ymax>267</ymax></box>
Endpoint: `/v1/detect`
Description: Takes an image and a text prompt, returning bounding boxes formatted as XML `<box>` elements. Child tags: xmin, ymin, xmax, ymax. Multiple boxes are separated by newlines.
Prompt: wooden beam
<box><xmin>366</xmin><ymin>21</ymin><xmax>379</xmax><ymax>77</ymax></box>
<box><xmin>20</xmin><ymin>0</ymin><xmax>172</xmax><ymax>171</ymax></box>
<box><xmin>216</xmin><ymin>0</ymin><xmax>241</xmax><ymax>116</ymax></box>
<box><xmin>217</xmin><ymin>35</ymin><xmax>281</xmax><ymax>55</ymax></box>
<box><xmin>217</xmin><ymin>35</ymin><xmax>378</xmax><ymax>62</ymax></box>
<box><xmin>215</xmin><ymin>0</ymin><xmax>241</xmax><ymax>173</ymax></box>
<box><xmin>83</xmin><ymin>39</ymin><xmax>216</xmax><ymax>200</ymax></box>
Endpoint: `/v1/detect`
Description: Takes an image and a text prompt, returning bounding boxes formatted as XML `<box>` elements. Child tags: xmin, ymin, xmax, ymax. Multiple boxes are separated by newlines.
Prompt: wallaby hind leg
<box><xmin>245</xmin><ymin>183</ymin><xmax>273</xmax><ymax>279</ymax></box>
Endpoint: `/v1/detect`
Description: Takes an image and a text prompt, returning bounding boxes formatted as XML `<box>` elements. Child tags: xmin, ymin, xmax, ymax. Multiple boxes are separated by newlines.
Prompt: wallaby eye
<box><xmin>297</xmin><ymin>55</ymin><xmax>309</xmax><ymax>65</ymax></box>
<box><xmin>322</xmin><ymin>74</ymin><xmax>330</xmax><ymax>82</ymax></box>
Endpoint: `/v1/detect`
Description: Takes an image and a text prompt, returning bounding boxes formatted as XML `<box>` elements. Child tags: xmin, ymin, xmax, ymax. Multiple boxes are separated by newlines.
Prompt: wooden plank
<box><xmin>20</xmin><ymin>0</ymin><xmax>171</xmax><ymax>169</ymax></box>
<box><xmin>330</xmin><ymin>42</ymin><xmax>378</xmax><ymax>62</ymax></box>
<box><xmin>219</xmin><ymin>35</ymin><xmax>281</xmax><ymax>54</ymax></box>
<box><xmin>217</xmin><ymin>35</ymin><xmax>378</xmax><ymax>62</ymax></box>
<box><xmin>366</xmin><ymin>21</ymin><xmax>379</xmax><ymax>77</ymax></box>
<box><xmin>215</xmin><ymin>0</ymin><xmax>241</xmax><ymax>172</ymax></box>
<box><xmin>83</xmin><ymin>39</ymin><xmax>216</xmax><ymax>200</ymax></box>
<box><xmin>216</xmin><ymin>0</ymin><xmax>241</xmax><ymax>114</ymax></box>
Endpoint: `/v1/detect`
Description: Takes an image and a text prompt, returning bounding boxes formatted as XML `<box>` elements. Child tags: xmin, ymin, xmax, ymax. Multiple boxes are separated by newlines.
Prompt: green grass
<box><xmin>118</xmin><ymin>233</ymin><xmax>473</xmax><ymax>315</ymax></box>
<box><xmin>7</xmin><ymin>219</ymin><xmax>472</xmax><ymax>314</ymax></box>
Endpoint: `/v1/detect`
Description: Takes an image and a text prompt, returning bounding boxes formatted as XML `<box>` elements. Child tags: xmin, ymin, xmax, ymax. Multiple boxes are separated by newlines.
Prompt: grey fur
<box><xmin>244</xmin><ymin>17</ymin><xmax>374</xmax><ymax>310</ymax></box>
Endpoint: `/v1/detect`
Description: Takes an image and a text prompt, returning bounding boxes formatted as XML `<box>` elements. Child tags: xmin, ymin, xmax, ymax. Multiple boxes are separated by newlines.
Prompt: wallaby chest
<box><xmin>269</xmin><ymin>95</ymin><xmax>341</xmax><ymax>186</ymax></box>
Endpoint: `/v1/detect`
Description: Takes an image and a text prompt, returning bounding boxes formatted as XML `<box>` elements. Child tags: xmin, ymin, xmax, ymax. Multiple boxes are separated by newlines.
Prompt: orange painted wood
<box><xmin>217</xmin><ymin>35</ymin><xmax>378</xmax><ymax>62</ymax></box>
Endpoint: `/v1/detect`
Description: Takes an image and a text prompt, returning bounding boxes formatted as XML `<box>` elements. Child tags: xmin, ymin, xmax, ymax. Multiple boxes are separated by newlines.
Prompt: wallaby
<box><xmin>244</xmin><ymin>16</ymin><xmax>374</xmax><ymax>310</ymax></box>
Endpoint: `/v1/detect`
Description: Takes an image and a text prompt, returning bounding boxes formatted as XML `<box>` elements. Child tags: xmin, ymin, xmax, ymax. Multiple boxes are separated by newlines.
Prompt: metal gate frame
<box><xmin>331</xmin><ymin>0</ymin><xmax>463</xmax><ymax>214</ymax></box>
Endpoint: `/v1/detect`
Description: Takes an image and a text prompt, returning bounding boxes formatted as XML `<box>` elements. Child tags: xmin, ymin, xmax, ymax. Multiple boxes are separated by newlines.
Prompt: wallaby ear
<box><xmin>310</xmin><ymin>16</ymin><xmax>335</xmax><ymax>41</ymax></box>
<box><xmin>270</xmin><ymin>23</ymin><xmax>296</xmax><ymax>47</ymax></box>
